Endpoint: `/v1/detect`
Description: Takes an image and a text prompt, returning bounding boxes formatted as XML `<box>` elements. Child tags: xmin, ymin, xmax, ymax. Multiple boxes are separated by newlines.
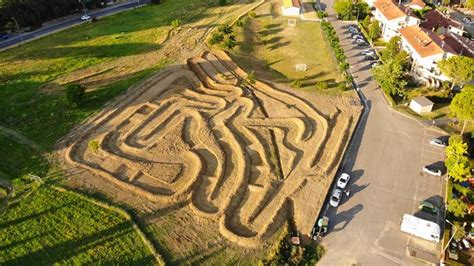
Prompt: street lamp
<box><xmin>441</xmin><ymin>219</ymin><xmax>457</xmax><ymax>264</ymax></box>
<box><xmin>11</xmin><ymin>17</ymin><xmax>23</xmax><ymax>43</ymax></box>
<box><xmin>79</xmin><ymin>0</ymin><xmax>88</xmax><ymax>16</ymax></box>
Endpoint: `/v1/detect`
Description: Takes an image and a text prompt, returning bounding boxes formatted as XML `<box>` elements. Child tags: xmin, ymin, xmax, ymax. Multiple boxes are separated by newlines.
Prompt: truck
<box><xmin>400</xmin><ymin>214</ymin><xmax>440</xmax><ymax>243</ymax></box>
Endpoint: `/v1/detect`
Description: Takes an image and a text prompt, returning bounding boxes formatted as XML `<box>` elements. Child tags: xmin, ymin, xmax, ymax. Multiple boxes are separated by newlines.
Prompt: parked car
<box><xmin>356</xmin><ymin>42</ymin><xmax>368</xmax><ymax>47</ymax></box>
<box><xmin>329</xmin><ymin>189</ymin><xmax>342</xmax><ymax>207</ymax></box>
<box><xmin>352</xmin><ymin>34</ymin><xmax>364</xmax><ymax>39</ymax></box>
<box><xmin>364</xmin><ymin>54</ymin><xmax>378</xmax><ymax>60</ymax></box>
<box><xmin>423</xmin><ymin>165</ymin><xmax>442</xmax><ymax>176</ymax></box>
<box><xmin>0</xmin><ymin>34</ymin><xmax>11</xmax><ymax>41</ymax></box>
<box><xmin>81</xmin><ymin>15</ymin><xmax>91</xmax><ymax>21</ymax></box>
<box><xmin>418</xmin><ymin>201</ymin><xmax>438</xmax><ymax>214</ymax></box>
<box><xmin>462</xmin><ymin>17</ymin><xmax>472</xmax><ymax>24</ymax></box>
<box><xmin>337</xmin><ymin>173</ymin><xmax>351</xmax><ymax>189</ymax></box>
<box><xmin>430</xmin><ymin>138</ymin><xmax>447</xmax><ymax>148</ymax></box>
<box><xmin>371</xmin><ymin>62</ymin><xmax>379</xmax><ymax>68</ymax></box>
<box><xmin>361</xmin><ymin>49</ymin><xmax>375</xmax><ymax>55</ymax></box>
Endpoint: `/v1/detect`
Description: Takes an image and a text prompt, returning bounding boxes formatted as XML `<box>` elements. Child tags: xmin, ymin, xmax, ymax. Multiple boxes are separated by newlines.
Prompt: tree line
<box><xmin>0</xmin><ymin>0</ymin><xmax>105</xmax><ymax>32</ymax></box>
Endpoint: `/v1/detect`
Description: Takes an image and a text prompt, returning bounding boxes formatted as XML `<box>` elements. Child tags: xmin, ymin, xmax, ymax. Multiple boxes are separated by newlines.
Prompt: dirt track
<box><xmin>59</xmin><ymin>51</ymin><xmax>360</xmax><ymax>247</ymax></box>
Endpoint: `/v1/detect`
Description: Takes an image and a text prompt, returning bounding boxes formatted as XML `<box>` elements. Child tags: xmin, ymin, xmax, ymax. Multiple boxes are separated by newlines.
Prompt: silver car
<box><xmin>330</xmin><ymin>189</ymin><xmax>342</xmax><ymax>207</ymax></box>
<box><xmin>423</xmin><ymin>165</ymin><xmax>442</xmax><ymax>177</ymax></box>
<box><xmin>430</xmin><ymin>138</ymin><xmax>447</xmax><ymax>148</ymax></box>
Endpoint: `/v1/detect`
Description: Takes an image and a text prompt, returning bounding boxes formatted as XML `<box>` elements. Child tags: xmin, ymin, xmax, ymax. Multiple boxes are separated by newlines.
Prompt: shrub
<box><xmin>244</xmin><ymin>71</ymin><xmax>256</xmax><ymax>85</ymax></box>
<box><xmin>248</xmin><ymin>11</ymin><xmax>257</xmax><ymax>18</ymax></box>
<box><xmin>236</xmin><ymin>19</ymin><xmax>245</xmax><ymax>27</ymax></box>
<box><xmin>317</xmin><ymin>11</ymin><xmax>328</xmax><ymax>19</ymax></box>
<box><xmin>218</xmin><ymin>0</ymin><xmax>227</xmax><ymax>5</ymax></box>
<box><xmin>218</xmin><ymin>23</ymin><xmax>233</xmax><ymax>34</ymax></box>
<box><xmin>345</xmin><ymin>75</ymin><xmax>353</xmax><ymax>84</ymax></box>
<box><xmin>291</xmin><ymin>79</ymin><xmax>302</xmax><ymax>88</ymax></box>
<box><xmin>316</xmin><ymin>81</ymin><xmax>328</xmax><ymax>90</ymax></box>
<box><xmin>209</xmin><ymin>31</ymin><xmax>224</xmax><ymax>45</ymax></box>
<box><xmin>223</xmin><ymin>35</ymin><xmax>237</xmax><ymax>50</ymax></box>
<box><xmin>66</xmin><ymin>83</ymin><xmax>86</xmax><ymax>107</ymax></box>
<box><xmin>88</xmin><ymin>140</ymin><xmax>100</xmax><ymax>153</ymax></box>
<box><xmin>171</xmin><ymin>19</ymin><xmax>180</xmax><ymax>29</ymax></box>
<box><xmin>91</xmin><ymin>16</ymin><xmax>98</xmax><ymax>23</ymax></box>
<box><xmin>337</xmin><ymin>82</ymin><xmax>348</xmax><ymax>91</ymax></box>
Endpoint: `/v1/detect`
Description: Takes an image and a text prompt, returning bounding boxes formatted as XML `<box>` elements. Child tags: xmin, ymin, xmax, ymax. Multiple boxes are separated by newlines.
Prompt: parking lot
<box><xmin>317</xmin><ymin>20</ymin><xmax>447</xmax><ymax>265</ymax></box>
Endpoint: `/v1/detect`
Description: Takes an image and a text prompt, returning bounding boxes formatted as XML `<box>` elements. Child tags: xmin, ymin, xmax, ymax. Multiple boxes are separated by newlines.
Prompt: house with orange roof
<box><xmin>373</xmin><ymin>0</ymin><xmax>420</xmax><ymax>41</ymax></box>
<box><xmin>399</xmin><ymin>25</ymin><xmax>455</xmax><ymax>82</ymax></box>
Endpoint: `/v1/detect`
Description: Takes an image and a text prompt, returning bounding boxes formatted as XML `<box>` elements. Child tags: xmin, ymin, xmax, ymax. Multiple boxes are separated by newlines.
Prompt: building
<box><xmin>420</xmin><ymin>9</ymin><xmax>465</xmax><ymax>36</ymax></box>
<box><xmin>409</xmin><ymin>97</ymin><xmax>434</xmax><ymax>114</ymax></box>
<box><xmin>373</xmin><ymin>0</ymin><xmax>420</xmax><ymax>41</ymax></box>
<box><xmin>407</xmin><ymin>0</ymin><xmax>426</xmax><ymax>10</ymax></box>
<box><xmin>399</xmin><ymin>25</ymin><xmax>454</xmax><ymax>82</ymax></box>
<box><xmin>282</xmin><ymin>0</ymin><xmax>301</xmax><ymax>16</ymax></box>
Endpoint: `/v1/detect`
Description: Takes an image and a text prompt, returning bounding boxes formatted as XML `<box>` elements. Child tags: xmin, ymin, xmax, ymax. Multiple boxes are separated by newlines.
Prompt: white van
<box><xmin>400</xmin><ymin>214</ymin><xmax>440</xmax><ymax>243</ymax></box>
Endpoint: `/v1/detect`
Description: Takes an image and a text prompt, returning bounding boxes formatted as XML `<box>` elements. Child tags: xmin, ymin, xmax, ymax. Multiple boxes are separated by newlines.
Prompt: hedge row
<box><xmin>320</xmin><ymin>21</ymin><xmax>354</xmax><ymax>88</ymax></box>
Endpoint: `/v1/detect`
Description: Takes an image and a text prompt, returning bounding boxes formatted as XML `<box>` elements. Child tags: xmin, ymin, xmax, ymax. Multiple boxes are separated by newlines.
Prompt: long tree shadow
<box><xmin>3</xmin><ymin>222</ymin><xmax>149</xmax><ymax>265</ymax></box>
<box><xmin>330</xmin><ymin>204</ymin><xmax>364</xmax><ymax>232</ymax></box>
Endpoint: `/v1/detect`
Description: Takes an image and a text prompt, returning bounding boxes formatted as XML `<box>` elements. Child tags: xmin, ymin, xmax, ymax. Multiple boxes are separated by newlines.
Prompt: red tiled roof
<box><xmin>440</xmin><ymin>33</ymin><xmax>474</xmax><ymax>57</ymax></box>
<box><xmin>400</xmin><ymin>25</ymin><xmax>444</xmax><ymax>58</ymax></box>
<box><xmin>420</xmin><ymin>9</ymin><xmax>463</xmax><ymax>32</ymax></box>
<box><xmin>374</xmin><ymin>0</ymin><xmax>406</xmax><ymax>20</ymax></box>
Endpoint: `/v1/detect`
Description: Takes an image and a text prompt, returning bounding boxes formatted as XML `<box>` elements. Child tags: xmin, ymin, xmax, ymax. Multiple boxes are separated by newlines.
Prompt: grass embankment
<box><xmin>231</xmin><ymin>0</ymin><xmax>344</xmax><ymax>92</ymax></box>
<box><xmin>0</xmin><ymin>0</ymin><xmax>212</xmax><ymax>263</ymax></box>
<box><xmin>0</xmin><ymin>186</ymin><xmax>155</xmax><ymax>265</ymax></box>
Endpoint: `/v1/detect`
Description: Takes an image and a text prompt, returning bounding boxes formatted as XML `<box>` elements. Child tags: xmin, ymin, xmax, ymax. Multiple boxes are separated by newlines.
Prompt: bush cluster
<box><xmin>209</xmin><ymin>23</ymin><xmax>236</xmax><ymax>50</ymax></box>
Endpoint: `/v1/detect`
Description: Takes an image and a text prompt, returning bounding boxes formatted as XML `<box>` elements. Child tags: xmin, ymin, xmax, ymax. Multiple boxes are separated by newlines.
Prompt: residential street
<box><xmin>0</xmin><ymin>1</ymin><xmax>144</xmax><ymax>50</ymax></box>
<box><xmin>316</xmin><ymin>2</ymin><xmax>446</xmax><ymax>265</ymax></box>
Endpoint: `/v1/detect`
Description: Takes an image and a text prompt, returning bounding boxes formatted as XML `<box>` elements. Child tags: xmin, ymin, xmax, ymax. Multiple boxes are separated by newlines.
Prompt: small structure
<box><xmin>287</xmin><ymin>18</ymin><xmax>297</xmax><ymax>27</ymax></box>
<box><xmin>282</xmin><ymin>0</ymin><xmax>301</xmax><ymax>17</ymax></box>
<box><xmin>409</xmin><ymin>96</ymin><xmax>434</xmax><ymax>114</ymax></box>
<box><xmin>295</xmin><ymin>64</ymin><xmax>307</xmax><ymax>72</ymax></box>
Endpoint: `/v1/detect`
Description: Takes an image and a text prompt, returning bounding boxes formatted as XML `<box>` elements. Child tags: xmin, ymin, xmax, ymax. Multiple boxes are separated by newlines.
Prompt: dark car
<box><xmin>356</xmin><ymin>42</ymin><xmax>368</xmax><ymax>47</ymax></box>
<box><xmin>364</xmin><ymin>54</ymin><xmax>378</xmax><ymax>60</ymax></box>
<box><xmin>0</xmin><ymin>34</ymin><xmax>11</xmax><ymax>41</ymax></box>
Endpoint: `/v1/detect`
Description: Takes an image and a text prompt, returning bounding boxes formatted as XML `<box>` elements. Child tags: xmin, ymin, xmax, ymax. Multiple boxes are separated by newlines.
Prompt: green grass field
<box><xmin>0</xmin><ymin>186</ymin><xmax>154</xmax><ymax>265</ymax></box>
<box><xmin>230</xmin><ymin>0</ymin><xmax>343</xmax><ymax>91</ymax></box>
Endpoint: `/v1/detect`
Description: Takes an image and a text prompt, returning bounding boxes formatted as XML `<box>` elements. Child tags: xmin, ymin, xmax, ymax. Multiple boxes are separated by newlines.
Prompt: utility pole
<box><xmin>11</xmin><ymin>17</ymin><xmax>23</xmax><ymax>43</ymax></box>
<box><xmin>79</xmin><ymin>0</ymin><xmax>88</xmax><ymax>16</ymax></box>
<box><xmin>441</xmin><ymin>219</ymin><xmax>457</xmax><ymax>265</ymax></box>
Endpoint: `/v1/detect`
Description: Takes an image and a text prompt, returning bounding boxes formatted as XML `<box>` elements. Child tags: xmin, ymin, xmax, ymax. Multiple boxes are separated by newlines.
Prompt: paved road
<box><xmin>0</xmin><ymin>1</ymin><xmax>144</xmax><ymax>50</ymax></box>
<box><xmin>314</xmin><ymin>3</ymin><xmax>446</xmax><ymax>265</ymax></box>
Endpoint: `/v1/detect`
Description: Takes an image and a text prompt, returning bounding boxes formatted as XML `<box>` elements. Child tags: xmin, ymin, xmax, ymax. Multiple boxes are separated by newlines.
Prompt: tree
<box><xmin>223</xmin><ymin>34</ymin><xmax>236</xmax><ymax>50</ymax></box>
<box><xmin>66</xmin><ymin>83</ymin><xmax>86</xmax><ymax>107</ymax></box>
<box><xmin>450</xmin><ymin>85</ymin><xmax>474</xmax><ymax>133</ymax></box>
<box><xmin>333</xmin><ymin>0</ymin><xmax>353</xmax><ymax>20</ymax></box>
<box><xmin>244</xmin><ymin>71</ymin><xmax>256</xmax><ymax>85</ymax></box>
<box><xmin>438</xmin><ymin>56</ymin><xmax>474</xmax><ymax>90</ymax></box>
<box><xmin>447</xmin><ymin>198</ymin><xmax>468</xmax><ymax>218</ymax></box>
<box><xmin>362</xmin><ymin>16</ymin><xmax>370</xmax><ymax>30</ymax></box>
<box><xmin>353</xmin><ymin>1</ymin><xmax>370</xmax><ymax>19</ymax></box>
<box><xmin>465</xmin><ymin>0</ymin><xmax>474</xmax><ymax>9</ymax></box>
<box><xmin>379</xmin><ymin>36</ymin><xmax>401</xmax><ymax>63</ymax></box>
<box><xmin>445</xmin><ymin>135</ymin><xmax>471</xmax><ymax>182</ymax></box>
<box><xmin>373</xmin><ymin>60</ymin><xmax>407</xmax><ymax>95</ymax></box>
<box><xmin>368</xmin><ymin>20</ymin><xmax>381</xmax><ymax>41</ymax></box>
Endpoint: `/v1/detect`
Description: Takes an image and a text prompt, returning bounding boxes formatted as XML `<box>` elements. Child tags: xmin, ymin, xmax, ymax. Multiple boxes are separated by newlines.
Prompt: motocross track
<box><xmin>59</xmin><ymin>50</ymin><xmax>360</xmax><ymax>247</ymax></box>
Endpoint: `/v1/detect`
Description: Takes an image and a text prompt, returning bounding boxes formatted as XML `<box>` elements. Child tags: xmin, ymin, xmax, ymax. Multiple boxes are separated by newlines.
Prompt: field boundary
<box><xmin>50</xmin><ymin>185</ymin><xmax>166</xmax><ymax>265</ymax></box>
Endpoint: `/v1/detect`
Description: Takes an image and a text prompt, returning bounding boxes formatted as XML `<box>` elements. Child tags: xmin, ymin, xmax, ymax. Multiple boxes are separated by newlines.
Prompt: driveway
<box><xmin>0</xmin><ymin>1</ymin><xmax>146</xmax><ymax>50</ymax></box>
<box><xmin>315</xmin><ymin>3</ymin><xmax>446</xmax><ymax>265</ymax></box>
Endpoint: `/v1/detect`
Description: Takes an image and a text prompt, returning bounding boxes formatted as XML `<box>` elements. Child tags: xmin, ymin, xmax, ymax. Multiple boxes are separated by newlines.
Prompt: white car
<box><xmin>352</xmin><ymin>34</ymin><xmax>363</xmax><ymax>39</ymax></box>
<box><xmin>81</xmin><ymin>15</ymin><xmax>91</xmax><ymax>21</ymax></box>
<box><xmin>337</xmin><ymin>173</ymin><xmax>351</xmax><ymax>189</ymax></box>
<box><xmin>430</xmin><ymin>138</ymin><xmax>447</xmax><ymax>148</ymax></box>
<box><xmin>371</xmin><ymin>62</ymin><xmax>379</xmax><ymax>68</ymax></box>
<box><xmin>361</xmin><ymin>49</ymin><xmax>375</xmax><ymax>56</ymax></box>
<box><xmin>423</xmin><ymin>165</ymin><xmax>442</xmax><ymax>177</ymax></box>
<box><xmin>329</xmin><ymin>189</ymin><xmax>342</xmax><ymax>207</ymax></box>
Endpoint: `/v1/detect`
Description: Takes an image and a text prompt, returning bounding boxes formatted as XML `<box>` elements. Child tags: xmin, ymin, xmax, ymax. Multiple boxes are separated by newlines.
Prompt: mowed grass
<box><xmin>231</xmin><ymin>0</ymin><xmax>343</xmax><ymax>89</ymax></box>
<box><xmin>0</xmin><ymin>186</ymin><xmax>154</xmax><ymax>265</ymax></box>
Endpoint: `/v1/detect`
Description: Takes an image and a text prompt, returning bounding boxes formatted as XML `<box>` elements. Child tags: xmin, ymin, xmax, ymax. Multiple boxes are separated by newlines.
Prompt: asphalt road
<box><xmin>314</xmin><ymin>3</ymin><xmax>446</xmax><ymax>265</ymax></box>
<box><xmin>0</xmin><ymin>1</ymin><xmax>142</xmax><ymax>50</ymax></box>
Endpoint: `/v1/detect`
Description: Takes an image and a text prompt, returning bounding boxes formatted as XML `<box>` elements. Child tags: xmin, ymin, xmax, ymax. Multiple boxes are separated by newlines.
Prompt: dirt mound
<box><xmin>59</xmin><ymin>51</ymin><xmax>359</xmax><ymax>247</ymax></box>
